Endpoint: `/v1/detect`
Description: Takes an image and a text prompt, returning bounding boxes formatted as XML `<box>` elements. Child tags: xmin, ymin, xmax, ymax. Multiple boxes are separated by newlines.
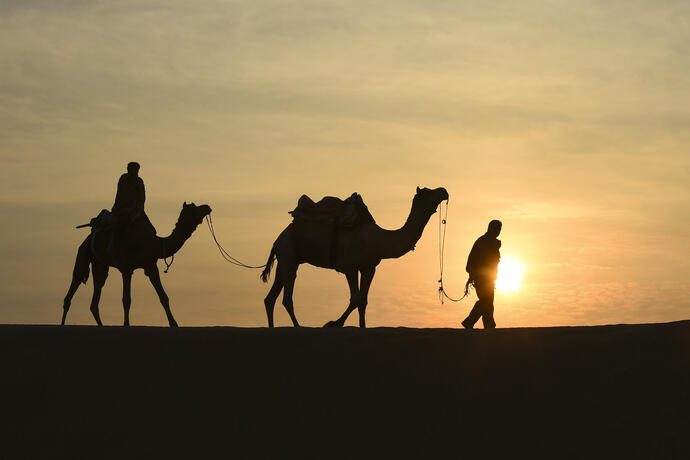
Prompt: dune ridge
<box><xmin>2</xmin><ymin>321</ymin><xmax>689</xmax><ymax>458</ymax></box>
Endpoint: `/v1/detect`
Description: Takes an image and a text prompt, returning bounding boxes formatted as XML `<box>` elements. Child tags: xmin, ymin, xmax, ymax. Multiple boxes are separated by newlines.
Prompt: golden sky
<box><xmin>1</xmin><ymin>1</ymin><xmax>688</xmax><ymax>327</ymax></box>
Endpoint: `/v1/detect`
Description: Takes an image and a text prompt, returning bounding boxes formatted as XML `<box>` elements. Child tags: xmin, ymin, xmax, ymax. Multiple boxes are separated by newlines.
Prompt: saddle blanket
<box><xmin>289</xmin><ymin>192</ymin><xmax>375</xmax><ymax>228</ymax></box>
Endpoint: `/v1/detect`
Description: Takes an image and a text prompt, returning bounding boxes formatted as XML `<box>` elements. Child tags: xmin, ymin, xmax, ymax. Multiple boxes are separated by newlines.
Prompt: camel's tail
<box><xmin>73</xmin><ymin>236</ymin><xmax>92</xmax><ymax>285</ymax></box>
<box><xmin>260</xmin><ymin>244</ymin><xmax>277</xmax><ymax>283</ymax></box>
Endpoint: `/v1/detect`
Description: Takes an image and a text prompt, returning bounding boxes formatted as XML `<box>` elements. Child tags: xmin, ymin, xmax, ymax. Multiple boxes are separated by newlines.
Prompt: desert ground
<box><xmin>2</xmin><ymin>321</ymin><xmax>688</xmax><ymax>459</ymax></box>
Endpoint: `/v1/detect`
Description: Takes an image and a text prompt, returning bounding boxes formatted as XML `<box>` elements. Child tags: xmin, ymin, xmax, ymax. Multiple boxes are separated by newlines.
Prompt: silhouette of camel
<box><xmin>61</xmin><ymin>202</ymin><xmax>212</xmax><ymax>327</ymax></box>
<box><xmin>260</xmin><ymin>187</ymin><xmax>449</xmax><ymax>328</ymax></box>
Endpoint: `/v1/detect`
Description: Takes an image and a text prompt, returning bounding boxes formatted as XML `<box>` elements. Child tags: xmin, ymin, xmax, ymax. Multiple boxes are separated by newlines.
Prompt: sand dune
<box><xmin>2</xmin><ymin>321</ymin><xmax>689</xmax><ymax>459</ymax></box>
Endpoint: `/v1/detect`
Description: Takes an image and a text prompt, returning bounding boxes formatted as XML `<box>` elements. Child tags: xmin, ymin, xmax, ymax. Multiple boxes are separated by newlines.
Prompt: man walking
<box><xmin>462</xmin><ymin>220</ymin><xmax>502</xmax><ymax>329</ymax></box>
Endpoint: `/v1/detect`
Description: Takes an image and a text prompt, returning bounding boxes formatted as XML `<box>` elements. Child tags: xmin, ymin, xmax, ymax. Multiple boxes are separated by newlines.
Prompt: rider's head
<box><xmin>487</xmin><ymin>219</ymin><xmax>502</xmax><ymax>238</ymax></box>
<box><xmin>127</xmin><ymin>162</ymin><xmax>140</xmax><ymax>176</ymax></box>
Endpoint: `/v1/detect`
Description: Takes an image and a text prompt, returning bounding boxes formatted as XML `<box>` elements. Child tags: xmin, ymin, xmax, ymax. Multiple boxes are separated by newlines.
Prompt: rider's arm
<box><xmin>137</xmin><ymin>178</ymin><xmax>146</xmax><ymax>211</ymax></box>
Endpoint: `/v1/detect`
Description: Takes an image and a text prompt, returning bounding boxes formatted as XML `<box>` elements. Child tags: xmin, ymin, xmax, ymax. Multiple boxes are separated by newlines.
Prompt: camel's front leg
<box><xmin>122</xmin><ymin>271</ymin><xmax>132</xmax><ymax>326</ymax></box>
<box><xmin>357</xmin><ymin>267</ymin><xmax>376</xmax><ymax>328</ymax></box>
<box><xmin>324</xmin><ymin>270</ymin><xmax>359</xmax><ymax>327</ymax></box>
<box><xmin>89</xmin><ymin>262</ymin><xmax>109</xmax><ymax>326</ymax></box>
<box><xmin>146</xmin><ymin>264</ymin><xmax>178</xmax><ymax>327</ymax></box>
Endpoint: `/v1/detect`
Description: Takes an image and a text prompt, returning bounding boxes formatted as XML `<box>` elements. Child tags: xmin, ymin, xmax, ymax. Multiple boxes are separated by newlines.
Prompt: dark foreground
<box><xmin>2</xmin><ymin>322</ymin><xmax>689</xmax><ymax>459</ymax></box>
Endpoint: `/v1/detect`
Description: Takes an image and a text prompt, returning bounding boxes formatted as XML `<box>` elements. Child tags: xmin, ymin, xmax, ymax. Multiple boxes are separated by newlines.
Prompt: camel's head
<box><xmin>414</xmin><ymin>186</ymin><xmax>449</xmax><ymax>215</ymax></box>
<box><xmin>178</xmin><ymin>202</ymin><xmax>213</xmax><ymax>229</ymax></box>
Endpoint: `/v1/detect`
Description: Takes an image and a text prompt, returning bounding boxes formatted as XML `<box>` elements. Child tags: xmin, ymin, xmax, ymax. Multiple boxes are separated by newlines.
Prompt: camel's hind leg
<box><xmin>264</xmin><ymin>269</ymin><xmax>284</xmax><ymax>328</ymax></box>
<box><xmin>61</xmin><ymin>277</ymin><xmax>81</xmax><ymax>326</ymax></box>
<box><xmin>324</xmin><ymin>270</ymin><xmax>359</xmax><ymax>328</ymax></box>
<box><xmin>62</xmin><ymin>237</ymin><xmax>92</xmax><ymax>325</ymax></box>
<box><xmin>89</xmin><ymin>262</ymin><xmax>109</xmax><ymax>326</ymax></box>
<box><xmin>280</xmin><ymin>263</ymin><xmax>300</xmax><ymax>327</ymax></box>
<box><xmin>146</xmin><ymin>264</ymin><xmax>178</xmax><ymax>327</ymax></box>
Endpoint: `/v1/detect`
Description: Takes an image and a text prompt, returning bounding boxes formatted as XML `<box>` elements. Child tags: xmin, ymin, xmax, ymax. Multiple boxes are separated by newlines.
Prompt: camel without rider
<box><xmin>260</xmin><ymin>187</ymin><xmax>449</xmax><ymax>328</ymax></box>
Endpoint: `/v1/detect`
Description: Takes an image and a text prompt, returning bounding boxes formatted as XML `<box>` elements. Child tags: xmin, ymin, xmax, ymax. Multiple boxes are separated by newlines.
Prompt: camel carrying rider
<box><xmin>111</xmin><ymin>162</ymin><xmax>156</xmax><ymax>237</ymax></box>
<box><xmin>462</xmin><ymin>220</ymin><xmax>502</xmax><ymax>329</ymax></box>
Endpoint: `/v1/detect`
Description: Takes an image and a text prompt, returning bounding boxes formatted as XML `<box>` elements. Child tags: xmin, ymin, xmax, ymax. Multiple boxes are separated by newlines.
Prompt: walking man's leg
<box><xmin>478</xmin><ymin>282</ymin><xmax>496</xmax><ymax>329</ymax></box>
<box><xmin>462</xmin><ymin>301</ymin><xmax>482</xmax><ymax>329</ymax></box>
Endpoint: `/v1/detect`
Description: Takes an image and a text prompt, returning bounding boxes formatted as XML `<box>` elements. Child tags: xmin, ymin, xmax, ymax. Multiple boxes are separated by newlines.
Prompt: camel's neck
<box><xmin>155</xmin><ymin>221</ymin><xmax>200</xmax><ymax>259</ymax></box>
<box><xmin>375</xmin><ymin>202</ymin><xmax>435</xmax><ymax>260</ymax></box>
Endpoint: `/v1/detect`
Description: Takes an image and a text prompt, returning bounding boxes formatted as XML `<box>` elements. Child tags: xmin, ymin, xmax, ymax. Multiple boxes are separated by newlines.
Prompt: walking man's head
<box><xmin>487</xmin><ymin>219</ymin><xmax>502</xmax><ymax>238</ymax></box>
<box><xmin>127</xmin><ymin>161</ymin><xmax>140</xmax><ymax>176</ymax></box>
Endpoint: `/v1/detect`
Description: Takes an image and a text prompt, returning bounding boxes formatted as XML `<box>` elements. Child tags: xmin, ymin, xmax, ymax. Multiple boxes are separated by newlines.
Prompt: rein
<box><xmin>206</xmin><ymin>214</ymin><xmax>266</xmax><ymax>269</ymax></box>
<box><xmin>438</xmin><ymin>199</ymin><xmax>469</xmax><ymax>304</ymax></box>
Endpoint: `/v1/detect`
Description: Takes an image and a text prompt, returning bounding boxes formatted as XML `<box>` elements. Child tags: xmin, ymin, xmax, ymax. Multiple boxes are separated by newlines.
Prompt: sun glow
<box><xmin>496</xmin><ymin>257</ymin><xmax>524</xmax><ymax>292</ymax></box>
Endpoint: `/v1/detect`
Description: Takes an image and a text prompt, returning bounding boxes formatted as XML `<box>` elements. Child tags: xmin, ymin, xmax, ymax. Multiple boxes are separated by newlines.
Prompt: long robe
<box><xmin>111</xmin><ymin>173</ymin><xmax>156</xmax><ymax>235</ymax></box>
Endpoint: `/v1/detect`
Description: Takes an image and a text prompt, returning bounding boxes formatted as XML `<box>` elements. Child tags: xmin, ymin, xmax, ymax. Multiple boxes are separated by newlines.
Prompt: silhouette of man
<box><xmin>462</xmin><ymin>220</ymin><xmax>502</xmax><ymax>329</ymax></box>
<box><xmin>111</xmin><ymin>162</ymin><xmax>156</xmax><ymax>236</ymax></box>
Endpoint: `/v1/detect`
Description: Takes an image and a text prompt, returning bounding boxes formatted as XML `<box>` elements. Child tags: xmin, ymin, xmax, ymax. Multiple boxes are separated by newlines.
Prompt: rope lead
<box><xmin>206</xmin><ymin>214</ymin><xmax>266</xmax><ymax>269</ymax></box>
<box><xmin>438</xmin><ymin>199</ymin><xmax>469</xmax><ymax>304</ymax></box>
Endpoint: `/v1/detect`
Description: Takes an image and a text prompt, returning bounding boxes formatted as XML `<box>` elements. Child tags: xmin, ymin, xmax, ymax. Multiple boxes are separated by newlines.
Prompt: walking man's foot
<box><xmin>461</xmin><ymin>318</ymin><xmax>474</xmax><ymax>329</ymax></box>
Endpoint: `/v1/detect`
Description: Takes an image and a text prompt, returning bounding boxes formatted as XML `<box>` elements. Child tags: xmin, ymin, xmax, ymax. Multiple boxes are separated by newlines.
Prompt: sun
<box><xmin>496</xmin><ymin>257</ymin><xmax>524</xmax><ymax>292</ymax></box>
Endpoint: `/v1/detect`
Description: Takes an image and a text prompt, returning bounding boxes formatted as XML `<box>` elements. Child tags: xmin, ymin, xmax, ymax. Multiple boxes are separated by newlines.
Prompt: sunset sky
<box><xmin>1</xmin><ymin>0</ymin><xmax>688</xmax><ymax>327</ymax></box>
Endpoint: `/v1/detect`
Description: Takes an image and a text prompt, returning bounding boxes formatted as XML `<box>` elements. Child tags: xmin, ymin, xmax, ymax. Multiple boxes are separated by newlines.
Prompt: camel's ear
<box><xmin>191</xmin><ymin>202</ymin><xmax>196</xmax><ymax>206</ymax></box>
<box><xmin>416</xmin><ymin>186</ymin><xmax>421</xmax><ymax>193</ymax></box>
<box><xmin>183</xmin><ymin>201</ymin><xmax>188</xmax><ymax>207</ymax></box>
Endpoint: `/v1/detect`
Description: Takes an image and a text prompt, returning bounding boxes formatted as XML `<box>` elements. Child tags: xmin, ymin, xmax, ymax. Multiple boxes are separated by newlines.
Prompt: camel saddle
<box><xmin>289</xmin><ymin>193</ymin><xmax>375</xmax><ymax>228</ymax></box>
<box><xmin>76</xmin><ymin>209</ymin><xmax>117</xmax><ymax>231</ymax></box>
<box><xmin>78</xmin><ymin>209</ymin><xmax>157</xmax><ymax>238</ymax></box>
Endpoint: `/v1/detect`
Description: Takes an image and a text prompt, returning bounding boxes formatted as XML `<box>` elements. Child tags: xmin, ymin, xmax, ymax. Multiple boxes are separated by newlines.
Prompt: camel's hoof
<box><xmin>323</xmin><ymin>320</ymin><xmax>341</xmax><ymax>328</ymax></box>
<box><xmin>169</xmin><ymin>321</ymin><xmax>179</xmax><ymax>328</ymax></box>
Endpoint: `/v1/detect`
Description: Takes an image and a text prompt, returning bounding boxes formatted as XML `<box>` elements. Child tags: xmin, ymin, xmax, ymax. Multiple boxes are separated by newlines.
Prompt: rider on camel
<box><xmin>112</xmin><ymin>161</ymin><xmax>156</xmax><ymax>236</ymax></box>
